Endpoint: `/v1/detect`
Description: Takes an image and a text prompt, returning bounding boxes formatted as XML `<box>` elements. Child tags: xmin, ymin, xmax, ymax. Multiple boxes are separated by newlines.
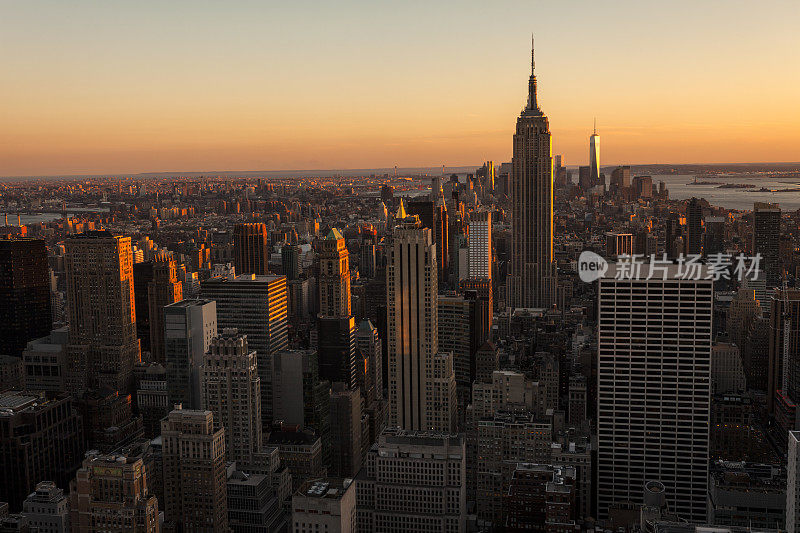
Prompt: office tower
<box><xmin>266</xmin><ymin>428</ymin><xmax>326</xmax><ymax>492</ymax></box>
<box><xmin>604</xmin><ymin>233</ymin><xmax>633</xmax><ymax>258</ymax></box>
<box><xmin>387</xmin><ymin>214</ymin><xmax>446</xmax><ymax>431</ymax></box>
<box><xmin>0</xmin><ymin>355</ymin><xmax>23</xmax><ymax>392</ymax></box>
<box><xmin>633</xmin><ymin>175</ymin><xmax>654</xmax><ymax>199</ymax></box>
<box><xmin>704</xmin><ymin>216</ymin><xmax>726</xmax><ymax>256</ymax></box>
<box><xmin>69</xmin><ymin>451</ymin><xmax>159</xmax><ymax>533</ymax></box>
<box><xmin>468</xmin><ymin>211</ymin><xmax>492</xmax><ymax>280</ymax></box>
<box><xmin>202</xmin><ymin>274</ymin><xmax>288</xmax><ymax>425</ymax></box>
<box><xmin>686</xmin><ymin>197</ymin><xmax>704</xmax><ymax>255</ymax></box>
<box><xmin>147</xmin><ymin>252</ymin><xmax>183</xmax><ymax>364</ymax></box>
<box><xmin>475</xmin><ymin>342</ymin><xmax>499</xmax><ymax>383</ymax></box>
<box><xmin>753</xmin><ymin>202</ymin><xmax>781</xmax><ymax>287</ymax></box>
<box><xmin>318</xmin><ymin>229</ymin><xmax>351</xmax><ymax>317</ymax></box>
<box><xmin>474</xmin><ymin>412</ymin><xmax>552</xmax><ymax>524</ymax></box>
<box><xmin>789</xmin><ymin>431</ymin><xmax>800</xmax><ymax>532</ymax></box>
<box><xmin>0</xmin><ymin>239</ymin><xmax>51</xmax><ymax>357</ymax></box>
<box><xmin>135</xmin><ymin>363</ymin><xmax>169</xmax><ymax>437</ymax></box>
<box><xmin>406</xmin><ymin>198</ymin><xmax>449</xmax><ymax>283</ymax></box>
<box><xmin>438</xmin><ymin>294</ymin><xmax>472</xmax><ymax>415</ymax></box>
<box><xmin>356</xmin><ymin>319</ymin><xmax>383</xmax><ymax>403</ymax></box>
<box><xmin>503</xmin><ymin>464</ymin><xmax>578</xmax><ymax>530</ymax></box>
<box><xmin>76</xmin><ymin>388</ymin><xmax>143</xmax><ymax>453</ymax></box>
<box><xmin>610</xmin><ymin>165</ymin><xmax>631</xmax><ymax>191</ymax></box>
<box><xmin>272</xmin><ymin>350</ymin><xmax>330</xmax><ymax>437</ymax></box>
<box><xmin>356</xmin><ymin>429</ymin><xmax>466</xmax><ymax>533</ymax></box>
<box><xmin>164</xmin><ymin>299</ymin><xmax>217</xmax><ymax>409</ymax></box>
<box><xmin>508</xmin><ymin>42</ymin><xmax>556</xmax><ymax>310</ymax></box>
<box><xmin>22</xmin><ymin>327</ymin><xmax>68</xmax><ymax>392</ymax></box>
<box><xmin>329</xmin><ymin>383</ymin><xmax>363</xmax><ymax>478</ymax></box>
<box><xmin>568</xmin><ymin>374</ymin><xmax>588</xmax><ymax>426</ymax></box>
<box><xmin>234</xmin><ymin>222</ymin><xmax>269</xmax><ymax>275</ymax></box>
<box><xmin>460</xmin><ymin>277</ymin><xmax>493</xmax><ymax>330</ymax></box>
<box><xmin>202</xmin><ymin>330</ymin><xmax>262</xmax><ymax>465</ymax></box>
<box><xmin>281</xmin><ymin>244</ymin><xmax>301</xmax><ymax>281</ymax></box>
<box><xmin>161</xmin><ymin>407</ymin><xmax>228</xmax><ymax>532</ymax></box>
<box><xmin>133</xmin><ymin>261</ymin><xmax>154</xmax><ymax>354</ymax></box>
<box><xmin>226</xmin><ymin>468</ymin><xmax>288</xmax><ymax>533</ymax></box>
<box><xmin>578</xmin><ymin>166</ymin><xmax>592</xmax><ymax>190</ymax></box>
<box><xmin>293</xmin><ymin>479</ymin><xmax>356</xmax><ymax>533</ymax></box>
<box><xmin>64</xmin><ymin>231</ymin><xmax>139</xmax><ymax>396</ymax></box>
<box><xmin>0</xmin><ymin>392</ymin><xmax>84</xmax><ymax>512</ymax></box>
<box><xmin>429</xmin><ymin>352</ymin><xmax>457</xmax><ymax>432</ymax></box>
<box><xmin>711</xmin><ymin>343</ymin><xmax>746</xmax><ymax>394</ymax></box>
<box><xmin>589</xmin><ymin>121</ymin><xmax>600</xmax><ymax>186</ymax></box>
<box><xmin>727</xmin><ymin>288</ymin><xmax>760</xmax><ymax>351</ymax></box>
<box><xmin>318</xmin><ymin>317</ymin><xmax>357</xmax><ymax>389</ymax></box>
<box><xmin>769</xmin><ymin>289</ymin><xmax>800</xmax><ymax>421</ymax></box>
<box><xmin>359</xmin><ymin>242</ymin><xmax>377</xmax><ymax>280</ymax></box>
<box><xmin>20</xmin><ymin>481</ymin><xmax>69</xmax><ymax>533</ymax></box>
<box><xmin>597</xmin><ymin>265</ymin><xmax>712</xmax><ymax>521</ymax></box>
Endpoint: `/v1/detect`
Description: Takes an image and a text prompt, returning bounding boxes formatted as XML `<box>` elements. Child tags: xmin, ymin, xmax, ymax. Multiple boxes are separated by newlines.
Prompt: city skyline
<box><xmin>3</xmin><ymin>1</ymin><xmax>800</xmax><ymax>177</ymax></box>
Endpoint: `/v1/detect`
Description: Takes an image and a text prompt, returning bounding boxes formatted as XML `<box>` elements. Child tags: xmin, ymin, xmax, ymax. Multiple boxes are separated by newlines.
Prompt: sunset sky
<box><xmin>2</xmin><ymin>0</ymin><xmax>799</xmax><ymax>177</ymax></box>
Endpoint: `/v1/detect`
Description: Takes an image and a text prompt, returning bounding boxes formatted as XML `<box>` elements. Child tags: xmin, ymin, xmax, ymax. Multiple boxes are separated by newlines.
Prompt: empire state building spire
<box><xmin>525</xmin><ymin>35</ymin><xmax>542</xmax><ymax>115</ymax></box>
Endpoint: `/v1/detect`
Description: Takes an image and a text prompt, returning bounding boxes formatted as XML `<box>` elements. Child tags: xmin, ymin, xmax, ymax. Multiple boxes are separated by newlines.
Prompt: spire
<box><xmin>593</xmin><ymin>117</ymin><xmax>597</xmax><ymax>135</ymax></box>
<box><xmin>395</xmin><ymin>198</ymin><xmax>407</xmax><ymax>219</ymax></box>
<box><xmin>525</xmin><ymin>35</ymin><xmax>542</xmax><ymax>115</ymax></box>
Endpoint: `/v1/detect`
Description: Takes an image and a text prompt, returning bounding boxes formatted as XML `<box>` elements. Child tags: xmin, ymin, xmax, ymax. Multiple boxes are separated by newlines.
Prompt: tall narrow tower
<box><xmin>508</xmin><ymin>39</ymin><xmax>556</xmax><ymax>309</ymax></box>
<box><xmin>589</xmin><ymin>119</ymin><xmax>600</xmax><ymax>187</ymax></box>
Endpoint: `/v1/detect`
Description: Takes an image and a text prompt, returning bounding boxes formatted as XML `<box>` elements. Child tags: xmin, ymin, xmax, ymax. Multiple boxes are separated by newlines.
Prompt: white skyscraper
<box><xmin>468</xmin><ymin>211</ymin><xmax>492</xmax><ymax>280</ymax></box>
<box><xmin>597</xmin><ymin>265</ymin><xmax>712</xmax><ymax>522</ymax></box>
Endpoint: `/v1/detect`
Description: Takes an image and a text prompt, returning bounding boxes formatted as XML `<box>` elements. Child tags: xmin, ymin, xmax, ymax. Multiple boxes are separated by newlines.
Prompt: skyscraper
<box><xmin>356</xmin><ymin>429</ymin><xmax>466</xmax><ymax>533</ymax></box>
<box><xmin>202</xmin><ymin>329</ymin><xmax>262</xmax><ymax>465</ymax></box>
<box><xmin>387</xmin><ymin>213</ymin><xmax>445</xmax><ymax>431</ymax></box>
<box><xmin>329</xmin><ymin>383</ymin><xmax>363</xmax><ymax>478</ymax></box>
<box><xmin>317</xmin><ymin>228</ymin><xmax>357</xmax><ymax>388</ymax></box>
<box><xmin>589</xmin><ymin>120</ymin><xmax>600</xmax><ymax>186</ymax></box>
<box><xmin>234</xmin><ymin>222</ymin><xmax>270</xmax><ymax>276</ymax></box>
<box><xmin>69</xmin><ymin>450</ymin><xmax>160</xmax><ymax>533</ymax></box>
<box><xmin>164</xmin><ymin>299</ymin><xmax>218</xmax><ymax>409</ymax></box>
<box><xmin>64</xmin><ymin>231</ymin><xmax>140</xmax><ymax>396</ymax></box>
<box><xmin>508</xmin><ymin>41</ymin><xmax>556</xmax><ymax>309</ymax></box>
<box><xmin>753</xmin><ymin>202</ymin><xmax>781</xmax><ymax>287</ymax></box>
<box><xmin>161</xmin><ymin>407</ymin><xmax>228</xmax><ymax>532</ymax></box>
<box><xmin>202</xmin><ymin>274</ymin><xmax>288</xmax><ymax>425</ymax></box>
<box><xmin>468</xmin><ymin>211</ymin><xmax>492</xmax><ymax>280</ymax></box>
<box><xmin>788</xmin><ymin>431</ymin><xmax>800</xmax><ymax>531</ymax></box>
<box><xmin>0</xmin><ymin>239</ymin><xmax>51</xmax><ymax>357</ymax></box>
<box><xmin>147</xmin><ymin>251</ymin><xmax>183</xmax><ymax>364</ymax></box>
<box><xmin>686</xmin><ymin>197</ymin><xmax>704</xmax><ymax>256</ymax></box>
<box><xmin>597</xmin><ymin>265</ymin><xmax>712</xmax><ymax>521</ymax></box>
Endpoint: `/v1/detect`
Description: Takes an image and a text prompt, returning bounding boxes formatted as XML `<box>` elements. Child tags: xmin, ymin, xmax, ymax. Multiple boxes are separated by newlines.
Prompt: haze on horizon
<box><xmin>2</xmin><ymin>0</ymin><xmax>799</xmax><ymax>178</ymax></box>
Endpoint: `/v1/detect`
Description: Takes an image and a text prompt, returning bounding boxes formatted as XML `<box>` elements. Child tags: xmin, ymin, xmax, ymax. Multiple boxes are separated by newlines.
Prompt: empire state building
<box><xmin>508</xmin><ymin>40</ymin><xmax>556</xmax><ymax>309</ymax></box>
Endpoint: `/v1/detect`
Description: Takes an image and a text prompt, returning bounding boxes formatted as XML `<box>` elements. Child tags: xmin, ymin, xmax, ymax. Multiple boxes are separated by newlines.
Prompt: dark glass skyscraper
<box><xmin>508</xmin><ymin>41</ymin><xmax>556</xmax><ymax>309</ymax></box>
<box><xmin>0</xmin><ymin>239</ymin><xmax>52</xmax><ymax>357</ymax></box>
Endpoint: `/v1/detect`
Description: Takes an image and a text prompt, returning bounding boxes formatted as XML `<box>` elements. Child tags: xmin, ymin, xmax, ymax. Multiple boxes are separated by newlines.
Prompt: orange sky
<box><xmin>2</xmin><ymin>1</ymin><xmax>799</xmax><ymax>176</ymax></box>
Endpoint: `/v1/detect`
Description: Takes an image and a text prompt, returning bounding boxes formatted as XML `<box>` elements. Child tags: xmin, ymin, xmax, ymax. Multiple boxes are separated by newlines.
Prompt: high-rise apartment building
<box><xmin>202</xmin><ymin>329</ymin><xmax>262</xmax><ymax>465</ymax></box>
<box><xmin>387</xmin><ymin>213</ymin><xmax>452</xmax><ymax>431</ymax></box>
<box><xmin>69</xmin><ymin>451</ymin><xmax>160</xmax><ymax>533</ymax></box>
<box><xmin>164</xmin><ymin>299</ymin><xmax>217</xmax><ymax>409</ymax></box>
<box><xmin>147</xmin><ymin>252</ymin><xmax>183</xmax><ymax>364</ymax></box>
<box><xmin>597</xmin><ymin>265</ymin><xmax>712</xmax><ymax>521</ymax></box>
<box><xmin>468</xmin><ymin>211</ymin><xmax>492</xmax><ymax>280</ymax></box>
<box><xmin>64</xmin><ymin>231</ymin><xmax>140</xmax><ymax>396</ymax></box>
<box><xmin>0</xmin><ymin>239</ymin><xmax>51</xmax><ymax>357</ymax></box>
<box><xmin>753</xmin><ymin>202</ymin><xmax>781</xmax><ymax>287</ymax></box>
<box><xmin>0</xmin><ymin>392</ymin><xmax>84</xmax><ymax>511</ymax></box>
<box><xmin>356</xmin><ymin>430</ymin><xmax>466</xmax><ymax>532</ymax></box>
<box><xmin>202</xmin><ymin>274</ymin><xmax>288</xmax><ymax>425</ymax></box>
<box><xmin>508</xmin><ymin>43</ymin><xmax>556</xmax><ymax>309</ymax></box>
<box><xmin>234</xmin><ymin>222</ymin><xmax>269</xmax><ymax>276</ymax></box>
<box><xmin>161</xmin><ymin>407</ymin><xmax>228</xmax><ymax>532</ymax></box>
<box><xmin>686</xmin><ymin>197</ymin><xmax>704</xmax><ymax>256</ymax></box>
